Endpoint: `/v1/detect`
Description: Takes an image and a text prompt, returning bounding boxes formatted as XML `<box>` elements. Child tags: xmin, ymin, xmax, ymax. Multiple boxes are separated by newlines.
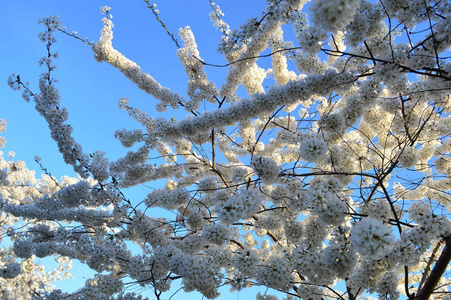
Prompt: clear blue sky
<box><xmin>0</xmin><ymin>1</ymin><xmax>290</xmax><ymax>299</ymax></box>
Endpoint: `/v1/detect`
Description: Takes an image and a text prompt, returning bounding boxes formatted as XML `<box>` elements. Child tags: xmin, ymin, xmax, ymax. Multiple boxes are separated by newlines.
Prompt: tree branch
<box><xmin>416</xmin><ymin>235</ymin><xmax>451</xmax><ymax>300</ymax></box>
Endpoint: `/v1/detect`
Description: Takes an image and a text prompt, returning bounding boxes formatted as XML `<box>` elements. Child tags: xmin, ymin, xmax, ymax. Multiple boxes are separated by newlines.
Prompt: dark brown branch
<box><xmin>418</xmin><ymin>239</ymin><xmax>446</xmax><ymax>293</ymax></box>
<box><xmin>143</xmin><ymin>0</ymin><xmax>181</xmax><ymax>49</ymax></box>
<box><xmin>416</xmin><ymin>236</ymin><xmax>451</xmax><ymax>300</ymax></box>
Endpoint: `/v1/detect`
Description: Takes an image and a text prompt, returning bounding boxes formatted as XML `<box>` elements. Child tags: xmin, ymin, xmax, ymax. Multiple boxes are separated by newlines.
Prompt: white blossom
<box><xmin>350</xmin><ymin>217</ymin><xmax>394</xmax><ymax>257</ymax></box>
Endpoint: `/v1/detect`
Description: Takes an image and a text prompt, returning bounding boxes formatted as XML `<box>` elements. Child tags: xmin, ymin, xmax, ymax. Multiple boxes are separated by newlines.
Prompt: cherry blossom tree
<box><xmin>5</xmin><ymin>0</ymin><xmax>451</xmax><ymax>299</ymax></box>
<box><xmin>0</xmin><ymin>120</ymin><xmax>72</xmax><ymax>299</ymax></box>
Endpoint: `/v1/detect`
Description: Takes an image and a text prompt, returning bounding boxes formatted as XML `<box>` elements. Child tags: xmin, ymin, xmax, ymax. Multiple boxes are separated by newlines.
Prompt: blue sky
<box><xmin>0</xmin><ymin>1</ymin><xmax>291</xmax><ymax>299</ymax></box>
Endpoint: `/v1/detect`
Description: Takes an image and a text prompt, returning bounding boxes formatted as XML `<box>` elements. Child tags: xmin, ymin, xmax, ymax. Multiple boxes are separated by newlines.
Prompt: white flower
<box><xmin>217</xmin><ymin>189</ymin><xmax>261</xmax><ymax>224</ymax></box>
<box><xmin>310</xmin><ymin>0</ymin><xmax>360</xmax><ymax>32</ymax></box>
<box><xmin>252</xmin><ymin>156</ymin><xmax>280</xmax><ymax>184</ymax></box>
<box><xmin>398</xmin><ymin>146</ymin><xmax>419</xmax><ymax>168</ymax></box>
<box><xmin>0</xmin><ymin>263</ymin><xmax>21</xmax><ymax>279</ymax></box>
<box><xmin>100</xmin><ymin>6</ymin><xmax>111</xmax><ymax>15</ymax></box>
<box><xmin>350</xmin><ymin>217</ymin><xmax>394</xmax><ymax>256</ymax></box>
<box><xmin>300</xmin><ymin>136</ymin><xmax>328</xmax><ymax>163</ymax></box>
<box><xmin>203</xmin><ymin>223</ymin><xmax>230</xmax><ymax>244</ymax></box>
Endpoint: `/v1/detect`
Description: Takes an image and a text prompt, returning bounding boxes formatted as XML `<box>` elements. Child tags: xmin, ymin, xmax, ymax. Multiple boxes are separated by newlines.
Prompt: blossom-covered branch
<box><xmin>5</xmin><ymin>0</ymin><xmax>451</xmax><ymax>299</ymax></box>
